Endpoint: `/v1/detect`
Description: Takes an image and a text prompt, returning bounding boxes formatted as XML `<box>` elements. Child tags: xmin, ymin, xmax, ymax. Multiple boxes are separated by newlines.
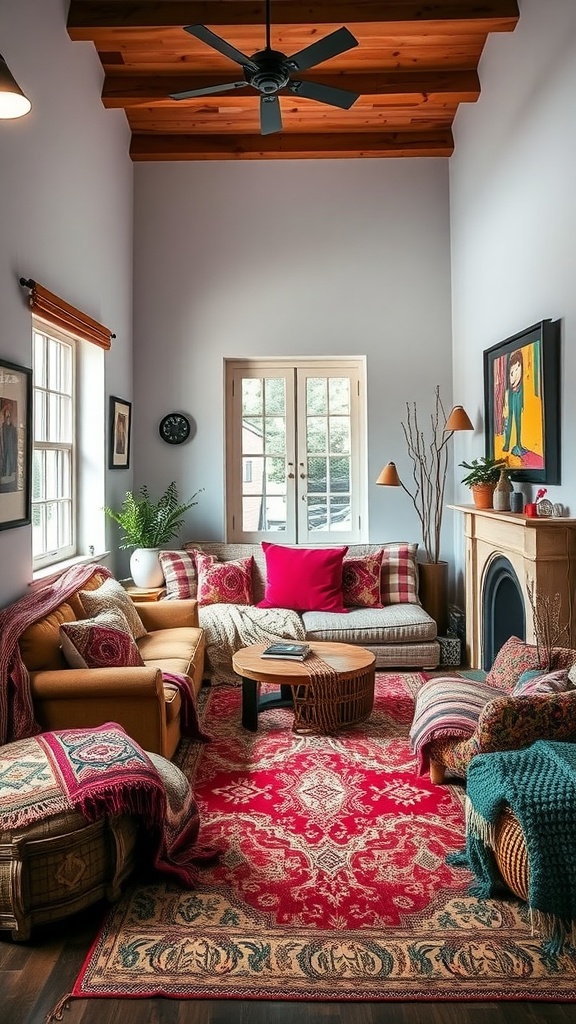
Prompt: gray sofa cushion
<box><xmin>302</xmin><ymin>603</ymin><xmax>437</xmax><ymax>645</ymax></box>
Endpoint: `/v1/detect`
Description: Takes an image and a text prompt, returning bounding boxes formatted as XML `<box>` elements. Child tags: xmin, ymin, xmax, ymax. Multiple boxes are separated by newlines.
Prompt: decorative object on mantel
<box><xmin>493</xmin><ymin>465</ymin><xmax>513</xmax><ymax>512</ymax></box>
<box><xmin>535</xmin><ymin>487</ymin><xmax>553</xmax><ymax>517</ymax></box>
<box><xmin>525</xmin><ymin>578</ymin><xmax>571</xmax><ymax>669</ymax></box>
<box><xmin>104</xmin><ymin>481</ymin><xmax>202</xmax><ymax>588</ymax></box>
<box><xmin>459</xmin><ymin>455</ymin><xmax>506</xmax><ymax>510</ymax></box>
<box><xmin>510</xmin><ymin>490</ymin><xmax>524</xmax><ymax>513</ymax></box>
<box><xmin>376</xmin><ymin>387</ymin><xmax>473</xmax><ymax>634</ymax></box>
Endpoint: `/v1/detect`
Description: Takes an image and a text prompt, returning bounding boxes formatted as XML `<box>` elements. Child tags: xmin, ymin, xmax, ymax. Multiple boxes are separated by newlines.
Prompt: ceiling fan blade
<box><xmin>170</xmin><ymin>81</ymin><xmax>248</xmax><ymax>100</ymax></box>
<box><xmin>260</xmin><ymin>95</ymin><xmax>283</xmax><ymax>135</ymax></box>
<box><xmin>287</xmin><ymin>27</ymin><xmax>358</xmax><ymax>73</ymax></box>
<box><xmin>288</xmin><ymin>79</ymin><xmax>359</xmax><ymax>110</ymax></box>
<box><xmin>183</xmin><ymin>24</ymin><xmax>258</xmax><ymax>72</ymax></box>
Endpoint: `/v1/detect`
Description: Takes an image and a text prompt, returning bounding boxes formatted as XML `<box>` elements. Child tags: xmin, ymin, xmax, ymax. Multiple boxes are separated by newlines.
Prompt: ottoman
<box><xmin>0</xmin><ymin>809</ymin><xmax>138</xmax><ymax>941</ymax></box>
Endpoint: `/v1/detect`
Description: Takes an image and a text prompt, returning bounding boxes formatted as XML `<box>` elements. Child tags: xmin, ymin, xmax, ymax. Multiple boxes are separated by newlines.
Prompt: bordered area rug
<box><xmin>70</xmin><ymin>672</ymin><xmax>576</xmax><ymax>1003</ymax></box>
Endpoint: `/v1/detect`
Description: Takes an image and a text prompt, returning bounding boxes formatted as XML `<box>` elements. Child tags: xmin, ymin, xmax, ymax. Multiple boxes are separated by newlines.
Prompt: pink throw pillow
<box><xmin>258</xmin><ymin>543</ymin><xmax>348</xmax><ymax>613</ymax></box>
<box><xmin>380</xmin><ymin>542</ymin><xmax>419</xmax><ymax>605</ymax></box>
<box><xmin>195</xmin><ymin>552</ymin><xmax>253</xmax><ymax>606</ymax></box>
<box><xmin>159</xmin><ymin>550</ymin><xmax>197</xmax><ymax>599</ymax></box>
<box><xmin>342</xmin><ymin>551</ymin><xmax>383</xmax><ymax>608</ymax></box>
<box><xmin>60</xmin><ymin>610</ymin><xmax>144</xmax><ymax>669</ymax></box>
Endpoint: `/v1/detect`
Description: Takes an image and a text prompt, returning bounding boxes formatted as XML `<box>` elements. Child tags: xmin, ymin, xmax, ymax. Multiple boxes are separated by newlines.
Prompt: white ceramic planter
<box><xmin>129</xmin><ymin>548</ymin><xmax>164</xmax><ymax>588</ymax></box>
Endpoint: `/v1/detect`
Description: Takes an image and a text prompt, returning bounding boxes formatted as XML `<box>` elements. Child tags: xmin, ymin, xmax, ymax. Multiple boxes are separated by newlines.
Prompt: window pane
<box><xmin>307</xmin><ymin>417</ymin><xmax>327</xmax><ymax>453</ymax></box>
<box><xmin>330</xmin><ymin>456</ymin><xmax>350</xmax><ymax>493</ymax></box>
<box><xmin>45</xmin><ymin>501</ymin><xmax>59</xmax><ymax>552</ymax></box>
<box><xmin>264</xmin><ymin>377</ymin><xmax>285</xmax><ymax>415</ymax></box>
<box><xmin>34</xmin><ymin>333</ymin><xmax>46</xmax><ymax>386</ymax></box>
<box><xmin>329</xmin><ymin>417</ymin><xmax>350</xmax><ymax>454</ymax></box>
<box><xmin>306</xmin><ymin>378</ymin><xmax>327</xmax><ymax>414</ymax></box>
<box><xmin>307</xmin><ymin>456</ymin><xmax>326</xmax><ymax>494</ymax></box>
<box><xmin>32</xmin><ymin>503</ymin><xmax>44</xmax><ymax>557</ymax></box>
<box><xmin>242</xmin><ymin>378</ymin><xmax>263</xmax><ymax>416</ymax></box>
<box><xmin>59</xmin><ymin>500</ymin><xmax>72</xmax><ymax>548</ymax></box>
<box><xmin>48</xmin><ymin>338</ymin><xmax>60</xmax><ymax>389</ymax></box>
<box><xmin>264</xmin><ymin>417</ymin><xmax>285</xmax><ymax>456</ymax></box>
<box><xmin>34</xmin><ymin>391</ymin><xmax>47</xmax><ymax>442</ymax></box>
<box><xmin>329</xmin><ymin>496</ymin><xmax>351</xmax><ymax>531</ymax></box>
<box><xmin>328</xmin><ymin>378</ymin><xmax>350</xmax><ymax>415</ymax></box>
<box><xmin>32</xmin><ymin>450</ymin><xmax>44</xmax><ymax>500</ymax></box>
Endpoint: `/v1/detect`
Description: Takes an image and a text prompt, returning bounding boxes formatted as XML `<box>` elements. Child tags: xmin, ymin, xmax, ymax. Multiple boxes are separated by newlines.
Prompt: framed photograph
<box><xmin>109</xmin><ymin>396</ymin><xmax>132</xmax><ymax>469</ymax></box>
<box><xmin>483</xmin><ymin>319</ymin><xmax>560</xmax><ymax>484</ymax></box>
<box><xmin>0</xmin><ymin>358</ymin><xmax>32</xmax><ymax>531</ymax></box>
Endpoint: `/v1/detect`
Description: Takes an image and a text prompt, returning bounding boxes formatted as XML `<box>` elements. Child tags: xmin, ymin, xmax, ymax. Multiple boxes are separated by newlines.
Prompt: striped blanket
<box><xmin>409</xmin><ymin>675</ymin><xmax>507</xmax><ymax>774</ymax></box>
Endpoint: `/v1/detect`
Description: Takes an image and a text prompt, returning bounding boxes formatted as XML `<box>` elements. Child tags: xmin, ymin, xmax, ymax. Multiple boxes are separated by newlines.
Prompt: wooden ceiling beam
<box><xmin>130</xmin><ymin>129</ymin><xmax>454</xmax><ymax>160</ymax></box>
<box><xmin>102</xmin><ymin>69</ymin><xmax>480</xmax><ymax>107</ymax></box>
<box><xmin>68</xmin><ymin>1</ymin><xmax>519</xmax><ymax>38</ymax></box>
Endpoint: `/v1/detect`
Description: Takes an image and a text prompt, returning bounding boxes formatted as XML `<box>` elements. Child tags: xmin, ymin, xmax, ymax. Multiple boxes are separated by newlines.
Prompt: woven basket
<box><xmin>494</xmin><ymin>805</ymin><xmax>529</xmax><ymax>901</ymax></box>
<box><xmin>290</xmin><ymin>666</ymin><xmax>375</xmax><ymax>735</ymax></box>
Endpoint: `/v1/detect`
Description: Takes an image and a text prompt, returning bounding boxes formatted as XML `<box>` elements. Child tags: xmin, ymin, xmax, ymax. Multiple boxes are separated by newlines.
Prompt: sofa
<box><xmin>161</xmin><ymin>541</ymin><xmax>440</xmax><ymax>678</ymax></box>
<box><xmin>17</xmin><ymin>571</ymin><xmax>205</xmax><ymax>759</ymax></box>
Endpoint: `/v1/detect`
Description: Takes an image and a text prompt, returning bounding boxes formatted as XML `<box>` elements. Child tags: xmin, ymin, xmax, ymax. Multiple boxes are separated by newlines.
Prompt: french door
<box><xmin>225</xmin><ymin>359</ymin><xmax>366</xmax><ymax>544</ymax></box>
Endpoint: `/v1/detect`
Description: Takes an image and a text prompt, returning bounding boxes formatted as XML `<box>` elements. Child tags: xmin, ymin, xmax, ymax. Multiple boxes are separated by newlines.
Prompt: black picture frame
<box><xmin>0</xmin><ymin>358</ymin><xmax>32</xmax><ymax>531</ymax></box>
<box><xmin>109</xmin><ymin>396</ymin><xmax>132</xmax><ymax>469</ymax></box>
<box><xmin>483</xmin><ymin>319</ymin><xmax>560</xmax><ymax>484</ymax></box>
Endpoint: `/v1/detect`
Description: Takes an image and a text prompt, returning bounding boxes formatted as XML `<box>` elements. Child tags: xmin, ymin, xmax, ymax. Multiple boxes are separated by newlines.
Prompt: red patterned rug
<box><xmin>70</xmin><ymin>672</ymin><xmax>576</xmax><ymax>1003</ymax></box>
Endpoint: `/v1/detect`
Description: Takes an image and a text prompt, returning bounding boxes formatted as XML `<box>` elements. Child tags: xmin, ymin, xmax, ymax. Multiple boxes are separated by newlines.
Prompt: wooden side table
<box><xmin>121</xmin><ymin>581</ymin><xmax>167</xmax><ymax>602</ymax></box>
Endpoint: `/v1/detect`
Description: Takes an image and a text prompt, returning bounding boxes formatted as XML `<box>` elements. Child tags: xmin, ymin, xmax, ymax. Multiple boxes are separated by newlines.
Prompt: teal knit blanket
<box><xmin>448</xmin><ymin>740</ymin><xmax>576</xmax><ymax>953</ymax></box>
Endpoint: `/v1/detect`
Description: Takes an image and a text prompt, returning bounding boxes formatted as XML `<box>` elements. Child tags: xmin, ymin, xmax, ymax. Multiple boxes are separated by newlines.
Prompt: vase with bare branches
<box><xmin>376</xmin><ymin>386</ymin><xmax>473</xmax><ymax>632</ymax></box>
<box><xmin>526</xmin><ymin>579</ymin><xmax>571</xmax><ymax>670</ymax></box>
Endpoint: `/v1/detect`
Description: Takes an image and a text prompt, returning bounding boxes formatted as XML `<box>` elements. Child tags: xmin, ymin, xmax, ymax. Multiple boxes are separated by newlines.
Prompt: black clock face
<box><xmin>159</xmin><ymin>413</ymin><xmax>191</xmax><ymax>445</ymax></box>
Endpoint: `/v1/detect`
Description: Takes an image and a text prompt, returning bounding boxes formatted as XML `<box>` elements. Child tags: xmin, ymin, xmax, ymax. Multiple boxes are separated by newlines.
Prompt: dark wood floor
<box><xmin>2</xmin><ymin>902</ymin><xmax>576</xmax><ymax>1024</ymax></box>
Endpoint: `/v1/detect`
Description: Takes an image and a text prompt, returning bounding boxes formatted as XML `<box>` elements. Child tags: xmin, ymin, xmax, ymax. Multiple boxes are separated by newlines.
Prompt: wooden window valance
<box><xmin>19</xmin><ymin>278</ymin><xmax>115</xmax><ymax>350</ymax></box>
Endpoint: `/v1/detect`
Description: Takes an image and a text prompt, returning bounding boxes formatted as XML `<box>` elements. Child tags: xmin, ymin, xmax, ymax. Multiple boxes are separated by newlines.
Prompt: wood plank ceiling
<box><xmin>67</xmin><ymin>1</ymin><xmax>520</xmax><ymax>161</ymax></box>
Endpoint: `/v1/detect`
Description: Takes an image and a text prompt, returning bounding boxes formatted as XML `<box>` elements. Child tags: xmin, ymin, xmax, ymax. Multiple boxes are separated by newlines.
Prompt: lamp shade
<box><xmin>444</xmin><ymin>405</ymin><xmax>474</xmax><ymax>432</ymax></box>
<box><xmin>375</xmin><ymin>461</ymin><xmax>402</xmax><ymax>486</ymax></box>
<box><xmin>0</xmin><ymin>55</ymin><xmax>31</xmax><ymax>119</ymax></box>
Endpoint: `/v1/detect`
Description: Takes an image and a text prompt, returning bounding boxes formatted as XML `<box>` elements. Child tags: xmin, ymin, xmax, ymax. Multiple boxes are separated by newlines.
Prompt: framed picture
<box><xmin>0</xmin><ymin>358</ymin><xmax>32</xmax><ymax>531</ymax></box>
<box><xmin>483</xmin><ymin>319</ymin><xmax>560</xmax><ymax>484</ymax></box>
<box><xmin>109</xmin><ymin>396</ymin><xmax>132</xmax><ymax>469</ymax></box>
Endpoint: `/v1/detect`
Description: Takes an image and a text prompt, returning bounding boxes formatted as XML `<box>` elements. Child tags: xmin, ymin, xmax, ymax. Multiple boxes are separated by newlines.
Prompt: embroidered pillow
<box><xmin>342</xmin><ymin>551</ymin><xmax>383</xmax><ymax>608</ymax></box>
<box><xmin>159</xmin><ymin>550</ymin><xmax>197</xmax><ymax>599</ymax></box>
<box><xmin>79</xmin><ymin>577</ymin><xmax>147</xmax><ymax>639</ymax></box>
<box><xmin>484</xmin><ymin>636</ymin><xmax>544</xmax><ymax>692</ymax></box>
<box><xmin>513</xmin><ymin>668</ymin><xmax>572</xmax><ymax>696</ymax></box>
<box><xmin>380</xmin><ymin>542</ymin><xmax>419</xmax><ymax>605</ymax></box>
<box><xmin>60</xmin><ymin>609</ymin><xmax>144</xmax><ymax>669</ymax></box>
<box><xmin>195</xmin><ymin>552</ymin><xmax>253</xmax><ymax>606</ymax></box>
<box><xmin>258</xmin><ymin>543</ymin><xmax>348</xmax><ymax>613</ymax></box>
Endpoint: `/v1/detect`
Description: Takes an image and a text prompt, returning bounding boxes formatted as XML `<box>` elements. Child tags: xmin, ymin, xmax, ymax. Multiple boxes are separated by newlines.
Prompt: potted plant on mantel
<box><xmin>105</xmin><ymin>481</ymin><xmax>202</xmax><ymax>588</ymax></box>
<box><xmin>459</xmin><ymin>456</ymin><xmax>506</xmax><ymax>510</ymax></box>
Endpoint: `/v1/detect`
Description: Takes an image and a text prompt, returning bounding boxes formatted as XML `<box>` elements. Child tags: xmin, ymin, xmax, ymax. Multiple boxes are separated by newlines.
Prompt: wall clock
<box><xmin>159</xmin><ymin>413</ymin><xmax>191</xmax><ymax>445</ymax></box>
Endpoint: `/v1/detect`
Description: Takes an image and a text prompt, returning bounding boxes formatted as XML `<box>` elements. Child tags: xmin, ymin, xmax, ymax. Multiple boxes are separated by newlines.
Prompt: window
<box><xmin>32</xmin><ymin>325</ymin><xmax>75</xmax><ymax>567</ymax></box>
<box><xmin>226</xmin><ymin>359</ymin><xmax>367</xmax><ymax>544</ymax></box>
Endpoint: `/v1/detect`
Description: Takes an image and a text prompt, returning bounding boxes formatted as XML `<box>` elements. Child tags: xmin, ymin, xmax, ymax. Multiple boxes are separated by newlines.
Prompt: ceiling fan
<box><xmin>170</xmin><ymin>0</ymin><xmax>360</xmax><ymax>135</ymax></box>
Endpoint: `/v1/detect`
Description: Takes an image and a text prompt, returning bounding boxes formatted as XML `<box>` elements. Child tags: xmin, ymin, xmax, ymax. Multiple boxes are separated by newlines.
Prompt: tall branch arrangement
<box><xmin>526</xmin><ymin>579</ymin><xmax>570</xmax><ymax>670</ymax></box>
<box><xmin>399</xmin><ymin>386</ymin><xmax>453</xmax><ymax>564</ymax></box>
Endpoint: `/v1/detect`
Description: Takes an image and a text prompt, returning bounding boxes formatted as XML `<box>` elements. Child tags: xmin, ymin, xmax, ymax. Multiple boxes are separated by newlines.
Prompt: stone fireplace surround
<box><xmin>450</xmin><ymin>506</ymin><xmax>576</xmax><ymax>670</ymax></box>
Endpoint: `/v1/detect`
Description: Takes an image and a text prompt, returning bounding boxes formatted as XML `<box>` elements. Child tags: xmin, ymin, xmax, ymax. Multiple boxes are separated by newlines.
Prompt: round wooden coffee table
<box><xmin>232</xmin><ymin>641</ymin><xmax>376</xmax><ymax>734</ymax></box>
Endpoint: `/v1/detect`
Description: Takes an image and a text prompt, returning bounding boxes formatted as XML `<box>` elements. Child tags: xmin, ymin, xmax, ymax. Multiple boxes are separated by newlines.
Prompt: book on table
<box><xmin>261</xmin><ymin>641</ymin><xmax>311</xmax><ymax>661</ymax></box>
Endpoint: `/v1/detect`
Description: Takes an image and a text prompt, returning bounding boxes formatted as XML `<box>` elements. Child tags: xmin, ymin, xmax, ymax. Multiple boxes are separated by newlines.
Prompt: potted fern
<box><xmin>105</xmin><ymin>481</ymin><xmax>202</xmax><ymax>587</ymax></box>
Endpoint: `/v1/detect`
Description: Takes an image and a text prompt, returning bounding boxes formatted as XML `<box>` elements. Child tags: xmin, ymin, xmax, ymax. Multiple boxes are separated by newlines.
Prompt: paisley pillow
<box><xmin>342</xmin><ymin>551</ymin><xmax>383</xmax><ymax>608</ymax></box>
<box><xmin>194</xmin><ymin>551</ymin><xmax>253</xmax><ymax>606</ymax></box>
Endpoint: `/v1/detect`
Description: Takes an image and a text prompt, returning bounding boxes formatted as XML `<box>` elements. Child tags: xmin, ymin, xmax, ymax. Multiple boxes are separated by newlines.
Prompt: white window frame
<box><xmin>32</xmin><ymin>321</ymin><xmax>77</xmax><ymax>570</ymax></box>
<box><xmin>225</xmin><ymin>358</ymin><xmax>367</xmax><ymax>545</ymax></box>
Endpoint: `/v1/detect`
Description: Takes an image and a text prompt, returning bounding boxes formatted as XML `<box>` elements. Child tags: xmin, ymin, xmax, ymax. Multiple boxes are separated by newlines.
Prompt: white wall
<box><xmin>133</xmin><ymin>159</ymin><xmax>455</xmax><ymax>550</ymax></box>
<box><xmin>0</xmin><ymin>0</ymin><xmax>133</xmax><ymax>604</ymax></box>
<box><xmin>449</xmin><ymin>0</ymin><xmax>576</xmax><ymax>601</ymax></box>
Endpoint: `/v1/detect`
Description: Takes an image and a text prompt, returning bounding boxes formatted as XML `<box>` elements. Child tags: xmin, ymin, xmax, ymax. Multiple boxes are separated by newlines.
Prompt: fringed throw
<box><xmin>447</xmin><ymin>740</ymin><xmax>576</xmax><ymax>954</ymax></box>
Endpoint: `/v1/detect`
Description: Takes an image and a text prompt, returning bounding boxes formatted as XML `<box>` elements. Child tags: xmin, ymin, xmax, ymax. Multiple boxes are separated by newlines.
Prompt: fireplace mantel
<box><xmin>449</xmin><ymin>505</ymin><xmax>576</xmax><ymax>669</ymax></box>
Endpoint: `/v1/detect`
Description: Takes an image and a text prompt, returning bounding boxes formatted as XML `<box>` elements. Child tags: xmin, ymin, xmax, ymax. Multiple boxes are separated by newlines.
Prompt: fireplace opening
<box><xmin>482</xmin><ymin>555</ymin><xmax>525</xmax><ymax>671</ymax></box>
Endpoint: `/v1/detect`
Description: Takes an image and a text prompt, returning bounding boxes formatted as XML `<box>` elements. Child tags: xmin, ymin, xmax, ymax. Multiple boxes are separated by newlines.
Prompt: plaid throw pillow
<box><xmin>159</xmin><ymin>550</ymin><xmax>197</xmax><ymax>599</ymax></box>
<box><xmin>342</xmin><ymin>551</ymin><xmax>383</xmax><ymax>608</ymax></box>
<box><xmin>380</xmin><ymin>542</ymin><xmax>419</xmax><ymax>605</ymax></box>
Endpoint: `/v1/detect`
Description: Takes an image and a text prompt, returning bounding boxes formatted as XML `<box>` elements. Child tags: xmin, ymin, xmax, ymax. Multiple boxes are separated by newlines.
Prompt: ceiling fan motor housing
<box><xmin>245</xmin><ymin>50</ymin><xmax>291</xmax><ymax>93</ymax></box>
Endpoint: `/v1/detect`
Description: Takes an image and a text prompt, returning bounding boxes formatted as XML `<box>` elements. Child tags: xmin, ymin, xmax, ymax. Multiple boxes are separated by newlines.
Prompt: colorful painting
<box><xmin>483</xmin><ymin>320</ymin><xmax>560</xmax><ymax>484</ymax></box>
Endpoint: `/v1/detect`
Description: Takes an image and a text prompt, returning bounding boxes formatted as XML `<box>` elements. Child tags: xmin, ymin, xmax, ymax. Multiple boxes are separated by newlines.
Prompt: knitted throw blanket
<box><xmin>0</xmin><ymin>723</ymin><xmax>215</xmax><ymax>885</ymax></box>
<box><xmin>448</xmin><ymin>740</ymin><xmax>576</xmax><ymax>953</ymax></box>
<box><xmin>0</xmin><ymin>563</ymin><xmax>113</xmax><ymax>745</ymax></box>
